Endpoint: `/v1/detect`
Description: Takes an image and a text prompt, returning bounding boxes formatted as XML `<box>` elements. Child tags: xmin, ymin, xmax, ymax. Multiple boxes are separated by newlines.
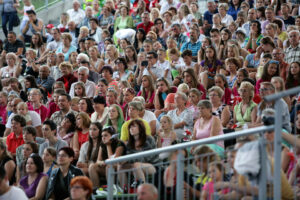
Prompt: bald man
<box><xmin>37</xmin><ymin>65</ymin><xmax>55</xmax><ymax>95</ymax></box>
<box><xmin>137</xmin><ymin>184</ymin><xmax>158</xmax><ymax>200</ymax></box>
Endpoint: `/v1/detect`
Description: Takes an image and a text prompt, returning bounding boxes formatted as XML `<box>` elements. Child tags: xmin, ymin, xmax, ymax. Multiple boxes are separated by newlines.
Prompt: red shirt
<box><xmin>77</xmin><ymin>131</ymin><xmax>89</xmax><ymax>148</ymax></box>
<box><xmin>6</xmin><ymin>132</ymin><xmax>24</xmax><ymax>154</ymax></box>
<box><xmin>136</xmin><ymin>21</ymin><xmax>154</xmax><ymax>34</ymax></box>
<box><xmin>47</xmin><ymin>101</ymin><xmax>59</xmax><ymax>119</ymax></box>
<box><xmin>56</xmin><ymin>74</ymin><xmax>78</xmax><ymax>93</ymax></box>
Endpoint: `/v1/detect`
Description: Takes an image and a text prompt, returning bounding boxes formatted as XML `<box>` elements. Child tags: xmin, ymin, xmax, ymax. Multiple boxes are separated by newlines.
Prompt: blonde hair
<box><xmin>271</xmin><ymin>76</ymin><xmax>285</xmax><ymax>91</ymax></box>
<box><xmin>160</xmin><ymin>115</ymin><xmax>174</xmax><ymax>130</ymax></box>
<box><xmin>71</xmin><ymin>97</ymin><xmax>80</xmax><ymax>104</ymax></box>
<box><xmin>17</xmin><ymin>102</ymin><xmax>28</xmax><ymax>111</ymax></box>
<box><xmin>178</xmin><ymin>83</ymin><xmax>189</xmax><ymax>94</ymax></box>
<box><xmin>62</xmin><ymin>33</ymin><xmax>72</xmax><ymax>42</ymax></box>
<box><xmin>59</xmin><ymin>62</ymin><xmax>73</xmax><ymax>71</ymax></box>
<box><xmin>218</xmin><ymin>3</ymin><xmax>229</xmax><ymax>11</ymax></box>
<box><xmin>239</xmin><ymin>81</ymin><xmax>254</xmax><ymax>100</ymax></box>
<box><xmin>208</xmin><ymin>86</ymin><xmax>224</xmax><ymax>98</ymax></box>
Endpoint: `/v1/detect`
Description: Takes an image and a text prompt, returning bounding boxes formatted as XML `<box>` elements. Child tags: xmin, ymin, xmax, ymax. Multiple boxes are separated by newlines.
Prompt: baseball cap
<box><xmin>46</xmin><ymin>24</ymin><xmax>54</xmax><ymax>29</ymax></box>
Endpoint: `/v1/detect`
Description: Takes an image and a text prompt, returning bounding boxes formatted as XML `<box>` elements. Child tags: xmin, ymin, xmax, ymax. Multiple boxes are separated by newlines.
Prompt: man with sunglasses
<box><xmin>141</xmin><ymin>51</ymin><xmax>163</xmax><ymax>82</ymax></box>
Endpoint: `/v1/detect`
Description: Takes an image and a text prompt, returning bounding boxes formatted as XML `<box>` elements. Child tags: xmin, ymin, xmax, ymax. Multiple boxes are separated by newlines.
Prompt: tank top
<box><xmin>194</xmin><ymin>117</ymin><xmax>224</xmax><ymax>147</ymax></box>
<box><xmin>20</xmin><ymin>173</ymin><xmax>47</xmax><ymax>198</ymax></box>
<box><xmin>234</xmin><ymin>101</ymin><xmax>256</xmax><ymax>125</ymax></box>
<box><xmin>77</xmin><ymin>131</ymin><xmax>89</xmax><ymax>148</ymax></box>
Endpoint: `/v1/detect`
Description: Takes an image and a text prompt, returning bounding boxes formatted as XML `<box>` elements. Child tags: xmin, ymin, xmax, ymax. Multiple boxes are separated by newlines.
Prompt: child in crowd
<box><xmin>71</xmin><ymin>97</ymin><xmax>80</xmax><ymax>112</ymax></box>
<box><xmin>17</xmin><ymin>102</ymin><xmax>32</xmax><ymax>125</ymax></box>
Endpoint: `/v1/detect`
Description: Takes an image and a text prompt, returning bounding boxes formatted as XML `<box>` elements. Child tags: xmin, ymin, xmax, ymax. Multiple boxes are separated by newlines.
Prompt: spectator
<box><xmin>105</xmin><ymin>104</ymin><xmax>125</xmax><ymax>136</ymax></box>
<box><xmin>137</xmin><ymin>183</ymin><xmax>159</xmax><ymax>200</ymax></box>
<box><xmin>6</xmin><ymin>114</ymin><xmax>26</xmax><ymax>155</ymax></box>
<box><xmin>39</xmin><ymin>120</ymin><xmax>68</xmax><ymax>156</ymax></box>
<box><xmin>56</xmin><ymin>33</ymin><xmax>77</xmax><ymax>61</ymax></box>
<box><xmin>181</xmin><ymin>28</ymin><xmax>202</xmax><ymax>58</ymax></box>
<box><xmin>204</xmin><ymin>1</ymin><xmax>218</xmax><ymax>25</ymax></box>
<box><xmin>170</xmin><ymin>23</ymin><xmax>188</xmax><ymax>49</ymax></box>
<box><xmin>20</xmin><ymin>10</ymin><xmax>44</xmax><ymax>43</ymax></box>
<box><xmin>1</xmin><ymin>0</ymin><xmax>19</xmax><ymax>38</ymax></box>
<box><xmin>218</xmin><ymin>3</ymin><xmax>234</xmax><ymax>26</ymax></box>
<box><xmin>114</xmin><ymin>5</ymin><xmax>134</xmax><ymax>33</ymax></box>
<box><xmin>91</xmin><ymin>95</ymin><xmax>108</xmax><ymax>125</ymax></box>
<box><xmin>67</xmin><ymin>0</ymin><xmax>85</xmax><ymax>26</ymax></box>
<box><xmin>70</xmin><ymin>176</ymin><xmax>93</xmax><ymax>200</ymax></box>
<box><xmin>56</xmin><ymin>62</ymin><xmax>78</xmax><ymax>93</ymax></box>
<box><xmin>42</xmin><ymin>147</ymin><xmax>57</xmax><ymax>176</ymax></box>
<box><xmin>78</xmin><ymin>6</ymin><xmax>93</xmax><ymax>29</ymax></box>
<box><xmin>45</xmin><ymin>147</ymin><xmax>83</xmax><ymax>200</ymax></box>
<box><xmin>36</xmin><ymin>65</ymin><xmax>55</xmax><ymax>97</ymax></box>
<box><xmin>137</xmin><ymin>12</ymin><xmax>154</xmax><ymax>34</ymax></box>
<box><xmin>0</xmin><ymin>139</ymin><xmax>16</xmax><ymax>186</ymax></box>
<box><xmin>284</xmin><ymin>30</ymin><xmax>300</xmax><ymax>64</ymax></box>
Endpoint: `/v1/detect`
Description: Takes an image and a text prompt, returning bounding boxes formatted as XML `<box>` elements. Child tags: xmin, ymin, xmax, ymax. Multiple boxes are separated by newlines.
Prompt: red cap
<box><xmin>46</xmin><ymin>24</ymin><xmax>54</xmax><ymax>29</ymax></box>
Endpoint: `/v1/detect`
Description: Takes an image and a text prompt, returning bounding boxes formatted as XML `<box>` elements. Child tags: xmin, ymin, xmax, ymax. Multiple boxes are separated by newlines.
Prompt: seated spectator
<box><xmin>0</xmin><ymin>139</ymin><xmax>16</xmax><ymax>185</ymax></box>
<box><xmin>89</xmin><ymin>126</ymin><xmax>126</xmax><ymax>188</ymax></box>
<box><xmin>91</xmin><ymin>95</ymin><xmax>108</xmax><ymax>125</ymax></box>
<box><xmin>256</xmin><ymin>60</ymin><xmax>280</xmax><ymax>94</ymax></box>
<box><xmin>137</xmin><ymin>183</ymin><xmax>159</xmax><ymax>200</ymax></box>
<box><xmin>166</xmin><ymin>92</ymin><xmax>193</xmax><ymax>140</ymax></box>
<box><xmin>193</xmin><ymin>100</ymin><xmax>224</xmax><ymax>149</ymax></box>
<box><xmin>121</xmin><ymin>87</ymin><xmax>136</xmax><ymax>121</ymax></box>
<box><xmin>39</xmin><ymin>120</ymin><xmax>68</xmax><ymax>156</ymax></box>
<box><xmin>72</xmin><ymin>112</ymin><xmax>91</xmax><ymax>158</ymax></box>
<box><xmin>120</xmin><ymin>101</ymin><xmax>152</xmax><ymax>142</ymax></box>
<box><xmin>56</xmin><ymin>62</ymin><xmax>78</xmax><ymax>93</ymax></box>
<box><xmin>233</xmin><ymin>82</ymin><xmax>257</xmax><ymax>129</ymax></box>
<box><xmin>208</xmin><ymin>86</ymin><xmax>231</xmax><ymax>127</ymax></box>
<box><xmin>36</xmin><ymin>65</ymin><xmax>55</xmax><ymax>99</ymax></box>
<box><xmin>20</xmin><ymin>10</ymin><xmax>44</xmax><ymax>43</ymax></box>
<box><xmin>78</xmin><ymin>98</ymin><xmax>94</xmax><ymax>116</ymax></box>
<box><xmin>56</xmin><ymin>33</ymin><xmax>77</xmax><ymax>61</ymax></box>
<box><xmin>45</xmin><ymin>147</ymin><xmax>84</xmax><ymax>200</ymax></box>
<box><xmin>27</xmin><ymin>88</ymin><xmax>48</xmax><ymax>123</ymax></box>
<box><xmin>17</xmin><ymin>102</ymin><xmax>32</xmax><ymax>126</ymax></box>
<box><xmin>77</xmin><ymin>122</ymin><xmax>102</xmax><ymax>175</ymax></box>
<box><xmin>137</xmin><ymin>75</ymin><xmax>156</xmax><ymax>110</ymax></box>
<box><xmin>17</xmin><ymin>141</ymin><xmax>39</xmax><ymax>183</ymax></box>
<box><xmin>285</xmin><ymin>61</ymin><xmax>300</xmax><ymax>90</ymax></box>
<box><xmin>271</xmin><ymin>77</ymin><xmax>291</xmax><ymax>111</ymax></box>
<box><xmin>46</xmin><ymin>88</ymin><xmax>65</xmax><ymax>120</ymax></box>
<box><xmin>70</xmin><ymin>176</ymin><xmax>93</xmax><ymax>200</ymax></box>
<box><xmin>19</xmin><ymin>153</ymin><xmax>48</xmax><ymax>199</ymax></box>
<box><xmin>232</xmin><ymin>68</ymin><xmax>249</xmax><ymax>97</ymax></box>
<box><xmin>118</xmin><ymin>119</ymin><xmax>158</xmax><ymax>186</ymax></box>
<box><xmin>0</xmin><ymin>53</ymin><xmax>21</xmax><ymax>79</ymax></box>
<box><xmin>42</xmin><ymin>147</ymin><xmax>57</xmax><ymax>176</ymax></box>
<box><xmin>183</xmin><ymin>68</ymin><xmax>206</xmax><ymax>99</ymax></box>
<box><xmin>214</xmin><ymin>74</ymin><xmax>232</xmax><ymax>105</ymax></box>
<box><xmin>6</xmin><ymin>114</ymin><xmax>26</xmax><ymax>155</ymax></box>
<box><xmin>105</xmin><ymin>104</ymin><xmax>125</xmax><ymax>136</ymax></box>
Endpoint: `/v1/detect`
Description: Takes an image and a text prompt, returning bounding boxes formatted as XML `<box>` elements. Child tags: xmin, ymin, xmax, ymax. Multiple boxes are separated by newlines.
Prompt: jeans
<box><xmin>2</xmin><ymin>12</ymin><xmax>15</xmax><ymax>38</ymax></box>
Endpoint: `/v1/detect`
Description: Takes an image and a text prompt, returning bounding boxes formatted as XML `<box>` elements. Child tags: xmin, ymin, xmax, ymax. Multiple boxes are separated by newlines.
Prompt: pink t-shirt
<box><xmin>27</xmin><ymin>102</ymin><xmax>48</xmax><ymax>123</ymax></box>
<box><xmin>137</xmin><ymin>90</ymin><xmax>155</xmax><ymax>110</ymax></box>
<box><xmin>202</xmin><ymin>181</ymin><xmax>230</xmax><ymax>200</ymax></box>
<box><xmin>0</xmin><ymin>104</ymin><xmax>7</xmax><ymax>125</ymax></box>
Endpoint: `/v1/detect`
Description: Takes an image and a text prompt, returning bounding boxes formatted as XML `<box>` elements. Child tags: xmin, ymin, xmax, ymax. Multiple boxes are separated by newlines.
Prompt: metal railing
<box><xmin>103</xmin><ymin>86</ymin><xmax>300</xmax><ymax>200</ymax></box>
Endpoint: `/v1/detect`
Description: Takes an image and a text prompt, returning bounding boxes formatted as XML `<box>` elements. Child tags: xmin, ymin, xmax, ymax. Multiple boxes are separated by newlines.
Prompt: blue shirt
<box><xmin>227</xmin><ymin>5</ymin><xmax>240</xmax><ymax>21</ymax></box>
<box><xmin>56</xmin><ymin>45</ymin><xmax>77</xmax><ymax>61</ymax></box>
<box><xmin>175</xmin><ymin>34</ymin><xmax>189</xmax><ymax>49</ymax></box>
<box><xmin>204</xmin><ymin>10</ymin><xmax>218</xmax><ymax>25</ymax></box>
<box><xmin>180</xmin><ymin>40</ymin><xmax>201</xmax><ymax>57</ymax></box>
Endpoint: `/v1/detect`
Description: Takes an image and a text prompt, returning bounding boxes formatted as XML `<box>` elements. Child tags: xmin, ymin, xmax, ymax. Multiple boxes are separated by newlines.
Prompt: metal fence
<box><xmin>101</xmin><ymin>86</ymin><xmax>300</xmax><ymax>200</ymax></box>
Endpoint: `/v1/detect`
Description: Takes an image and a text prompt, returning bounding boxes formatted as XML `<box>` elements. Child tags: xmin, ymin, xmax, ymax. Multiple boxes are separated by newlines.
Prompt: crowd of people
<box><xmin>0</xmin><ymin>0</ymin><xmax>300</xmax><ymax>199</ymax></box>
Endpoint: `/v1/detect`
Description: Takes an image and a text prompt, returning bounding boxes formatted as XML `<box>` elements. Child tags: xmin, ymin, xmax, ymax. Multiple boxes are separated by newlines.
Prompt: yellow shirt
<box><xmin>278</xmin><ymin>31</ymin><xmax>288</xmax><ymax>43</ymax></box>
<box><xmin>120</xmin><ymin>118</ymin><xmax>152</xmax><ymax>141</ymax></box>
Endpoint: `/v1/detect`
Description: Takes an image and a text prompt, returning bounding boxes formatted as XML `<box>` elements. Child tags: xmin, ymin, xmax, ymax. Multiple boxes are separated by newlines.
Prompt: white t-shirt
<box><xmin>46</xmin><ymin>40</ymin><xmax>62</xmax><ymax>51</ymax></box>
<box><xmin>6</xmin><ymin>111</ymin><xmax>42</xmax><ymax>128</ymax></box>
<box><xmin>142</xmin><ymin>110</ymin><xmax>156</xmax><ymax>122</ymax></box>
<box><xmin>0</xmin><ymin>186</ymin><xmax>28</xmax><ymax>200</ymax></box>
<box><xmin>156</xmin><ymin>60</ymin><xmax>172</xmax><ymax>84</ymax></box>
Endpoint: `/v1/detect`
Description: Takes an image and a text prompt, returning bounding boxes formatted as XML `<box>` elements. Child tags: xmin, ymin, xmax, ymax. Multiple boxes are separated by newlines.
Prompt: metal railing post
<box><xmin>259</xmin><ymin>137</ymin><xmax>267</xmax><ymax>200</ymax></box>
<box><xmin>273</xmin><ymin>99</ymin><xmax>282</xmax><ymax>200</ymax></box>
<box><xmin>107</xmin><ymin>164</ymin><xmax>114</xmax><ymax>200</ymax></box>
<box><xmin>45</xmin><ymin>0</ymin><xmax>49</xmax><ymax>23</ymax></box>
<box><xmin>176</xmin><ymin>150</ymin><xmax>184</xmax><ymax>200</ymax></box>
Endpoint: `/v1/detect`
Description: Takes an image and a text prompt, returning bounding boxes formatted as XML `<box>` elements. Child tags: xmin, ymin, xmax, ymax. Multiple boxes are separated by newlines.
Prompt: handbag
<box><xmin>13</xmin><ymin>12</ymin><xmax>20</xmax><ymax>27</ymax></box>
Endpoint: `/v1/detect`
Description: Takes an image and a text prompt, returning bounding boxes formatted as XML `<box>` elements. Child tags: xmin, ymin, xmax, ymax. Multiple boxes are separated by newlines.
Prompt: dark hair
<box><xmin>23</xmin><ymin>126</ymin><xmax>37</xmax><ymax>137</ymax></box>
<box><xmin>11</xmin><ymin>114</ymin><xmax>26</xmax><ymax>127</ymax></box>
<box><xmin>98</xmin><ymin>78</ymin><xmax>108</xmax><ymax>86</ymax></box>
<box><xmin>43</xmin><ymin>120</ymin><xmax>57</xmax><ymax>131</ymax></box>
<box><xmin>260</xmin><ymin>36</ymin><xmax>275</xmax><ymax>48</ymax></box>
<box><xmin>25</xmin><ymin>141</ymin><xmax>39</xmax><ymax>154</ymax></box>
<box><xmin>85</xmin><ymin>37</ymin><xmax>95</xmax><ymax>42</ymax></box>
<box><xmin>210</xmin><ymin>28</ymin><xmax>220</xmax><ymax>34</ymax></box>
<box><xmin>0</xmin><ymin>166</ymin><xmax>6</xmax><ymax>180</ymax></box>
<box><xmin>286</xmin><ymin>61</ymin><xmax>300</xmax><ymax>89</ymax></box>
<box><xmin>115</xmin><ymin>57</ymin><xmax>129</xmax><ymax>71</ymax></box>
<box><xmin>59</xmin><ymin>147</ymin><xmax>75</xmax><ymax>158</ymax></box>
<box><xmin>93</xmin><ymin>95</ymin><xmax>106</xmax><ymax>105</ymax></box>
<box><xmin>147</xmin><ymin>51</ymin><xmax>158</xmax><ymax>59</ymax></box>
<box><xmin>8</xmin><ymin>31</ymin><xmax>16</xmax><ymax>37</ymax></box>
<box><xmin>45</xmin><ymin>147</ymin><xmax>56</xmax><ymax>157</ymax></box>
<box><xmin>273</xmin><ymin>19</ymin><xmax>283</xmax><ymax>29</ymax></box>
<box><xmin>102</xmin><ymin>126</ymin><xmax>116</xmax><ymax>135</ymax></box>
<box><xmin>87</xmin><ymin>122</ymin><xmax>102</xmax><ymax>162</ymax></box>
<box><xmin>261</xmin><ymin>60</ymin><xmax>280</xmax><ymax>81</ymax></box>
<box><xmin>154</xmin><ymin>18</ymin><xmax>164</xmax><ymax>29</ymax></box>
<box><xmin>134</xmin><ymin>28</ymin><xmax>146</xmax><ymax>50</ymax></box>
<box><xmin>27</xmin><ymin>153</ymin><xmax>43</xmax><ymax>173</ymax></box>
<box><xmin>64</xmin><ymin>113</ymin><xmax>76</xmax><ymax>133</ymax></box>
<box><xmin>215</xmin><ymin>74</ymin><xmax>229</xmax><ymax>88</ymax></box>
<box><xmin>257</xmin><ymin>6</ymin><xmax>266</xmax><ymax>19</ymax></box>
<box><xmin>80</xmin><ymin>98</ymin><xmax>94</xmax><ymax>114</ymax></box>
<box><xmin>181</xmin><ymin>49</ymin><xmax>193</xmax><ymax>57</ymax></box>
<box><xmin>127</xmin><ymin>119</ymin><xmax>147</xmax><ymax>149</ymax></box>
<box><xmin>100</xmin><ymin>66</ymin><xmax>113</xmax><ymax>75</ymax></box>
<box><xmin>89</xmin><ymin>17</ymin><xmax>98</xmax><ymax>25</ymax></box>
<box><xmin>25</xmin><ymin>75</ymin><xmax>38</xmax><ymax>90</ymax></box>
<box><xmin>125</xmin><ymin>45</ymin><xmax>137</xmax><ymax>63</ymax></box>
<box><xmin>59</xmin><ymin>93</ymin><xmax>72</xmax><ymax>102</ymax></box>
<box><xmin>183</xmin><ymin>68</ymin><xmax>199</xmax><ymax>89</ymax></box>
<box><xmin>30</xmin><ymin>33</ymin><xmax>44</xmax><ymax>48</ymax></box>
<box><xmin>26</xmin><ymin>10</ymin><xmax>36</xmax><ymax>15</ymax></box>
<box><xmin>250</xmin><ymin>20</ymin><xmax>262</xmax><ymax>36</ymax></box>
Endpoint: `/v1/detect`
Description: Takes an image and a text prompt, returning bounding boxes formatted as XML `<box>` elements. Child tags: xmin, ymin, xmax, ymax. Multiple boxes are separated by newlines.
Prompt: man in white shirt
<box><xmin>46</xmin><ymin>28</ymin><xmax>62</xmax><ymax>51</ymax></box>
<box><xmin>69</xmin><ymin>66</ymin><xmax>96</xmax><ymax>98</ymax></box>
<box><xmin>4</xmin><ymin>98</ymin><xmax>42</xmax><ymax>137</ymax></box>
<box><xmin>0</xmin><ymin>167</ymin><xmax>28</xmax><ymax>200</ymax></box>
<box><xmin>142</xmin><ymin>51</ymin><xmax>164</xmax><ymax>81</ymax></box>
<box><xmin>67</xmin><ymin>0</ymin><xmax>85</xmax><ymax>26</ymax></box>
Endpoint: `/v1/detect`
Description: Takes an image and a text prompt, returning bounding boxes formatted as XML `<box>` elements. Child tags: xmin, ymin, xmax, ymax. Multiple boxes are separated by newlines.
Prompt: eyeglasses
<box><xmin>259</xmin><ymin>88</ymin><xmax>271</xmax><ymax>92</ymax></box>
<box><xmin>71</xmin><ymin>186</ymin><xmax>84</xmax><ymax>190</ymax></box>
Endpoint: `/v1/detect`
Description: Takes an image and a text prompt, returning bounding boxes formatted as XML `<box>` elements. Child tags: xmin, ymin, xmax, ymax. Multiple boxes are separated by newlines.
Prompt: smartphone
<box><xmin>141</xmin><ymin>60</ymin><xmax>148</xmax><ymax>67</ymax></box>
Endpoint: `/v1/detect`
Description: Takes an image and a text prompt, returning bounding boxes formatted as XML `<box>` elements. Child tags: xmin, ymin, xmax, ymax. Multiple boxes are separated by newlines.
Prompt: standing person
<box><xmin>45</xmin><ymin>147</ymin><xmax>83</xmax><ymax>200</ymax></box>
<box><xmin>2</xmin><ymin>0</ymin><xmax>19</xmax><ymax>38</ymax></box>
<box><xmin>0</xmin><ymin>166</ymin><xmax>28</xmax><ymax>199</ymax></box>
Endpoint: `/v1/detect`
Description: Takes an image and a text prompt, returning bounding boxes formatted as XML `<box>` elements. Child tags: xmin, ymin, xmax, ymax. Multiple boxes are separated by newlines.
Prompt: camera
<box><xmin>141</xmin><ymin>60</ymin><xmax>148</xmax><ymax>67</ymax></box>
<box><xmin>262</xmin><ymin>116</ymin><xmax>275</xmax><ymax>126</ymax></box>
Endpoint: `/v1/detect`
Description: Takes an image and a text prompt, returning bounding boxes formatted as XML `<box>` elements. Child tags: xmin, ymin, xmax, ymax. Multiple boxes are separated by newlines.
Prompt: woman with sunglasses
<box><xmin>89</xmin><ymin>126</ymin><xmax>126</xmax><ymax>188</ymax></box>
<box><xmin>113</xmin><ymin>57</ymin><xmax>134</xmax><ymax>82</ymax></box>
<box><xmin>20</xmin><ymin>154</ymin><xmax>48</xmax><ymax>199</ymax></box>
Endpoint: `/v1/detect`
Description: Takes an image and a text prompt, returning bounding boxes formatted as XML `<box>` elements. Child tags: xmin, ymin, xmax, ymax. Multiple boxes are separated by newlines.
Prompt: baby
<box><xmin>17</xmin><ymin>102</ymin><xmax>32</xmax><ymax>125</ymax></box>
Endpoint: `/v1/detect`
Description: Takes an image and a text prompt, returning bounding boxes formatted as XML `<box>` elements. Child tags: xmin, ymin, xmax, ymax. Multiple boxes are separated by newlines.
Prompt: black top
<box><xmin>0</xmin><ymin>156</ymin><xmax>16</xmax><ymax>185</ymax></box>
<box><xmin>4</xmin><ymin>39</ymin><xmax>25</xmax><ymax>54</ymax></box>
<box><xmin>54</xmin><ymin>170</ymin><xmax>70</xmax><ymax>200</ymax></box>
<box><xmin>100</xmin><ymin>138</ymin><xmax>126</xmax><ymax>161</ymax></box>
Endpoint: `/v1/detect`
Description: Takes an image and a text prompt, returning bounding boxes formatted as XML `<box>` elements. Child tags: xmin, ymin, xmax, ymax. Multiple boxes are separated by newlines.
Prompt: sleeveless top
<box><xmin>77</xmin><ymin>131</ymin><xmax>89</xmax><ymax>148</ymax></box>
<box><xmin>194</xmin><ymin>117</ymin><xmax>224</xmax><ymax>147</ymax></box>
<box><xmin>213</xmin><ymin>104</ymin><xmax>233</xmax><ymax>122</ymax></box>
<box><xmin>20</xmin><ymin>173</ymin><xmax>47</xmax><ymax>198</ymax></box>
<box><xmin>46</xmin><ymin>162</ymin><xmax>55</xmax><ymax>176</ymax></box>
<box><xmin>234</xmin><ymin>101</ymin><xmax>256</xmax><ymax>125</ymax></box>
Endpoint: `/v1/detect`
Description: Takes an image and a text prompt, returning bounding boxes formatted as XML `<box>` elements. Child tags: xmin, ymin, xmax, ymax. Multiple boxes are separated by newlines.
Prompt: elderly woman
<box><xmin>233</xmin><ymin>81</ymin><xmax>257</xmax><ymax>129</ymax></box>
<box><xmin>193</xmin><ymin>100</ymin><xmax>224</xmax><ymax>148</ymax></box>
<box><xmin>56</xmin><ymin>62</ymin><xmax>78</xmax><ymax>92</ymax></box>
<box><xmin>56</xmin><ymin>33</ymin><xmax>77</xmax><ymax>61</ymax></box>
<box><xmin>166</xmin><ymin>92</ymin><xmax>193</xmax><ymax>140</ymax></box>
<box><xmin>91</xmin><ymin>96</ymin><xmax>108</xmax><ymax>125</ymax></box>
<box><xmin>218</xmin><ymin>3</ymin><xmax>234</xmax><ymax>26</ymax></box>
<box><xmin>0</xmin><ymin>53</ymin><xmax>20</xmax><ymax>79</ymax></box>
<box><xmin>208</xmin><ymin>86</ymin><xmax>231</xmax><ymax>127</ymax></box>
